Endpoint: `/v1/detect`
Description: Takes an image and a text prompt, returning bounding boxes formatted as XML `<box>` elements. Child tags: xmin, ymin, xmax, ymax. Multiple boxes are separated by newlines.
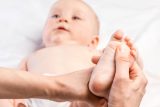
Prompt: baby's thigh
<box><xmin>0</xmin><ymin>99</ymin><xmax>27</xmax><ymax>107</ymax></box>
<box><xmin>0</xmin><ymin>99</ymin><xmax>15</xmax><ymax>107</ymax></box>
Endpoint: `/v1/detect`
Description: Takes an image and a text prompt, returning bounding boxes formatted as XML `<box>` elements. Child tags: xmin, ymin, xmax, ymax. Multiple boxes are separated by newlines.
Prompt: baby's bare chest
<box><xmin>27</xmin><ymin>46</ymin><xmax>98</xmax><ymax>75</ymax></box>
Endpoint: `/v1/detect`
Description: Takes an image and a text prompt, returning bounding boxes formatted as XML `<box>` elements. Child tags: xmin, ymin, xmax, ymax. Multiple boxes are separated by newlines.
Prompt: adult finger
<box><xmin>131</xmin><ymin>62</ymin><xmax>148</xmax><ymax>89</ymax></box>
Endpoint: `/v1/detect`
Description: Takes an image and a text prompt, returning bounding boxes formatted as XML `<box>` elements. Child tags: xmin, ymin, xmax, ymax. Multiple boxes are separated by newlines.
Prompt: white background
<box><xmin>0</xmin><ymin>0</ymin><xmax>160</xmax><ymax>107</ymax></box>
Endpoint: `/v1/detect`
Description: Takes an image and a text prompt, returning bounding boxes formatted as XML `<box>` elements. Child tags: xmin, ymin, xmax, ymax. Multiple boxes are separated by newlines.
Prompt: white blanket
<box><xmin>0</xmin><ymin>0</ymin><xmax>160</xmax><ymax>107</ymax></box>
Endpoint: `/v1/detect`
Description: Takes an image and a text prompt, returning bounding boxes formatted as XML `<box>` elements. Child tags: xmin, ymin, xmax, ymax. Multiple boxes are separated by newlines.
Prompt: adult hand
<box><xmin>108</xmin><ymin>44</ymin><xmax>147</xmax><ymax>107</ymax></box>
<box><xmin>49</xmin><ymin>68</ymin><xmax>107</xmax><ymax>107</ymax></box>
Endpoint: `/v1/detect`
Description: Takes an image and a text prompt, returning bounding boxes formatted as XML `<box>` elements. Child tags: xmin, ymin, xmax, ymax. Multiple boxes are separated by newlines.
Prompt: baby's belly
<box><xmin>27</xmin><ymin>45</ymin><xmax>98</xmax><ymax>76</ymax></box>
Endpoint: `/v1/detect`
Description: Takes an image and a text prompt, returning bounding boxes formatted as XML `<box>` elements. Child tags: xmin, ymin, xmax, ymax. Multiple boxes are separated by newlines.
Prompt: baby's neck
<box><xmin>44</xmin><ymin>42</ymin><xmax>88</xmax><ymax>48</ymax></box>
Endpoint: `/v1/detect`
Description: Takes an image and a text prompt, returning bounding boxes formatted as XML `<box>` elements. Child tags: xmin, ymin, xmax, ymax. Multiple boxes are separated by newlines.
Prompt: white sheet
<box><xmin>0</xmin><ymin>0</ymin><xmax>160</xmax><ymax>107</ymax></box>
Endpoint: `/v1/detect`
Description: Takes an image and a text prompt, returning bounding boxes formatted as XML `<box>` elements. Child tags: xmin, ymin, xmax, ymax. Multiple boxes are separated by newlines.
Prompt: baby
<box><xmin>0</xmin><ymin>0</ymin><xmax>138</xmax><ymax>107</ymax></box>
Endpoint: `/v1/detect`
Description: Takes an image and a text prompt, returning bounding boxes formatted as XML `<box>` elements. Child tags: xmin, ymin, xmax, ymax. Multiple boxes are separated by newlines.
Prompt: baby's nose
<box><xmin>59</xmin><ymin>18</ymin><xmax>68</xmax><ymax>23</ymax></box>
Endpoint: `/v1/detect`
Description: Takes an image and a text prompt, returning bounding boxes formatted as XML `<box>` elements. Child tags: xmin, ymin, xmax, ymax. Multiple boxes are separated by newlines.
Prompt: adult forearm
<box><xmin>0</xmin><ymin>67</ymin><xmax>104</xmax><ymax>106</ymax></box>
<box><xmin>0</xmin><ymin>67</ymin><xmax>58</xmax><ymax>100</ymax></box>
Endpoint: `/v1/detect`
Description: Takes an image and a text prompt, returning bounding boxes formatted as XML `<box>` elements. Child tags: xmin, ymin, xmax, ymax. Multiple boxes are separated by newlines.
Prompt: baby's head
<box><xmin>42</xmin><ymin>0</ymin><xmax>99</xmax><ymax>48</ymax></box>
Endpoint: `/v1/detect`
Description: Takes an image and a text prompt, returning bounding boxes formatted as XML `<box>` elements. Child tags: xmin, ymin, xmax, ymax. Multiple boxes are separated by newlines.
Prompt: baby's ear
<box><xmin>89</xmin><ymin>35</ymin><xmax>99</xmax><ymax>48</ymax></box>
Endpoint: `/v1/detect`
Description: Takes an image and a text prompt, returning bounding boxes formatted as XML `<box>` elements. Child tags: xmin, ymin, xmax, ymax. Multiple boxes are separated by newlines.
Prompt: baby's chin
<box><xmin>44</xmin><ymin>40</ymin><xmax>84</xmax><ymax>47</ymax></box>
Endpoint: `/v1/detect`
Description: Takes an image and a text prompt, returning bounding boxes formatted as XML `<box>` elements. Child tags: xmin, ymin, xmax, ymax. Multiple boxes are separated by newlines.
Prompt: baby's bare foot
<box><xmin>89</xmin><ymin>30</ymin><xmax>124</xmax><ymax>98</ymax></box>
<box><xmin>89</xmin><ymin>30</ymin><xmax>140</xmax><ymax>99</ymax></box>
<box><xmin>124</xmin><ymin>36</ymin><xmax>143</xmax><ymax>69</ymax></box>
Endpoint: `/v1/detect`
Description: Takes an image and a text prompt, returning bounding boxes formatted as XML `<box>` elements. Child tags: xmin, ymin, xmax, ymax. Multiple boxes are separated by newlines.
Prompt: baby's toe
<box><xmin>110</xmin><ymin>30</ymin><xmax>124</xmax><ymax>42</ymax></box>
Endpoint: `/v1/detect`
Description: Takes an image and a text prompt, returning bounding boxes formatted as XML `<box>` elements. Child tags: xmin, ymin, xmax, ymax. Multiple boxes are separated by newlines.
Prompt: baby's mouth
<box><xmin>57</xmin><ymin>26</ymin><xmax>69</xmax><ymax>32</ymax></box>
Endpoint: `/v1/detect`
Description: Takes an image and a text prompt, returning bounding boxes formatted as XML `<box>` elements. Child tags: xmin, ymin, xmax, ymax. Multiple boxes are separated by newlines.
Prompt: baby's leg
<box><xmin>0</xmin><ymin>99</ymin><xmax>26</xmax><ymax>107</ymax></box>
<box><xmin>13</xmin><ymin>99</ymin><xmax>26</xmax><ymax>107</ymax></box>
<box><xmin>0</xmin><ymin>99</ymin><xmax>14</xmax><ymax>107</ymax></box>
<box><xmin>89</xmin><ymin>30</ymin><xmax>124</xmax><ymax>98</ymax></box>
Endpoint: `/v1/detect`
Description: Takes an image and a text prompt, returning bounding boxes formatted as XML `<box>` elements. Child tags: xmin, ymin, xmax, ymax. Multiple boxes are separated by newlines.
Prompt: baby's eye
<box><xmin>72</xmin><ymin>16</ymin><xmax>81</xmax><ymax>20</ymax></box>
<box><xmin>52</xmin><ymin>14</ymin><xmax>60</xmax><ymax>18</ymax></box>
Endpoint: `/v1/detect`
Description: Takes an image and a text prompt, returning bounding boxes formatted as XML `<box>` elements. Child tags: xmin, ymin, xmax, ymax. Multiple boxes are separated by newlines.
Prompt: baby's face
<box><xmin>42</xmin><ymin>0</ymin><xmax>99</xmax><ymax>47</ymax></box>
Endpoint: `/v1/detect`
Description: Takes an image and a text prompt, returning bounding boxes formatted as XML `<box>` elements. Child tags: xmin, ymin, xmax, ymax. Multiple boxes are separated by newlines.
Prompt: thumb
<box><xmin>115</xmin><ymin>44</ymin><xmax>131</xmax><ymax>79</ymax></box>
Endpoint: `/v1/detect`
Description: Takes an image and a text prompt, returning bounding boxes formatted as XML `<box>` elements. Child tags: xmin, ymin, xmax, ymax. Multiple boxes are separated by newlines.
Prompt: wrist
<box><xmin>108</xmin><ymin>98</ymin><xmax>140</xmax><ymax>107</ymax></box>
<box><xmin>45</xmin><ymin>75</ymin><xmax>74</xmax><ymax>102</ymax></box>
<box><xmin>42</xmin><ymin>76</ymin><xmax>64</xmax><ymax>101</ymax></box>
<box><xmin>108</xmin><ymin>98</ymin><xmax>128</xmax><ymax>107</ymax></box>
<box><xmin>108</xmin><ymin>103</ymin><xmax>125</xmax><ymax>107</ymax></box>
